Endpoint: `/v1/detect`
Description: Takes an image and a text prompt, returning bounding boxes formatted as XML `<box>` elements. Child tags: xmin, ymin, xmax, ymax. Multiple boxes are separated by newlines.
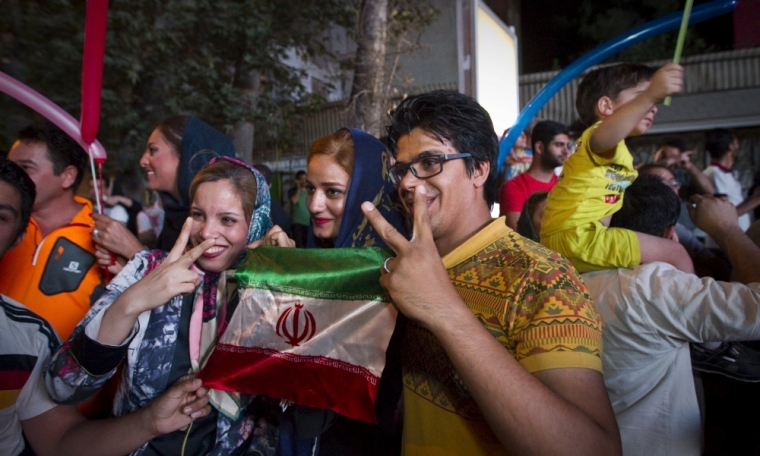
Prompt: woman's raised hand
<box><xmin>247</xmin><ymin>225</ymin><xmax>296</xmax><ymax>249</ymax></box>
<box><xmin>97</xmin><ymin>218</ymin><xmax>214</xmax><ymax>346</ymax></box>
<box><xmin>121</xmin><ymin>218</ymin><xmax>215</xmax><ymax>315</ymax></box>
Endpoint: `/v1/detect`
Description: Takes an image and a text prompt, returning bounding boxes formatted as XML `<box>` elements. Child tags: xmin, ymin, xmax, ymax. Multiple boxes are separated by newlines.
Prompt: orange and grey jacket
<box><xmin>0</xmin><ymin>197</ymin><xmax>104</xmax><ymax>339</ymax></box>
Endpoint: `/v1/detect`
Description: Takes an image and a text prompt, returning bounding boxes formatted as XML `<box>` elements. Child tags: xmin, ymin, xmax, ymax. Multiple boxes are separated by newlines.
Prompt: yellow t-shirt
<box><xmin>540</xmin><ymin>122</ymin><xmax>637</xmax><ymax>238</ymax></box>
<box><xmin>401</xmin><ymin>218</ymin><xmax>603</xmax><ymax>456</ymax></box>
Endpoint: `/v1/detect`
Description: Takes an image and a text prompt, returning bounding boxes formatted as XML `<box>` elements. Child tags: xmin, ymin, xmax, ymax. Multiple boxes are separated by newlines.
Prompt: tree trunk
<box><xmin>348</xmin><ymin>0</ymin><xmax>388</xmax><ymax>138</ymax></box>
<box><xmin>232</xmin><ymin>122</ymin><xmax>255</xmax><ymax>164</ymax></box>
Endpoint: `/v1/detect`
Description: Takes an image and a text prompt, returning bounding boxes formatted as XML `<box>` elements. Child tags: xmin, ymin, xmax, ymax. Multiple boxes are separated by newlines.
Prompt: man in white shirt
<box><xmin>703</xmin><ymin>129</ymin><xmax>760</xmax><ymax>236</ymax></box>
<box><xmin>583</xmin><ymin>175</ymin><xmax>760</xmax><ymax>455</ymax></box>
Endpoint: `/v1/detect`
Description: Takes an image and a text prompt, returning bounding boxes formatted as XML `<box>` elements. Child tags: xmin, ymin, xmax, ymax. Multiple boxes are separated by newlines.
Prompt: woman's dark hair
<box><xmin>386</xmin><ymin>90</ymin><xmax>499</xmax><ymax>207</ymax></box>
<box><xmin>516</xmin><ymin>191</ymin><xmax>549</xmax><ymax>242</ymax></box>
<box><xmin>155</xmin><ymin>116</ymin><xmax>189</xmax><ymax>156</ymax></box>
<box><xmin>189</xmin><ymin>160</ymin><xmax>258</xmax><ymax>222</ymax></box>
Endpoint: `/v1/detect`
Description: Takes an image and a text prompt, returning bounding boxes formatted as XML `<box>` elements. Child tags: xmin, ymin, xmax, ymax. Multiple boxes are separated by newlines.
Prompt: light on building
<box><xmin>475</xmin><ymin>2</ymin><xmax>520</xmax><ymax>137</ymax></box>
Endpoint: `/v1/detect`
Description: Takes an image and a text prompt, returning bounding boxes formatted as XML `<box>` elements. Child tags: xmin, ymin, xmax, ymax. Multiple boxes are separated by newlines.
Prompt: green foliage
<box><xmin>0</xmin><ymin>0</ymin><xmax>348</xmax><ymax>165</ymax></box>
<box><xmin>555</xmin><ymin>0</ymin><xmax>712</xmax><ymax>66</ymax></box>
<box><xmin>387</xmin><ymin>0</ymin><xmax>439</xmax><ymax>43</ymax></box>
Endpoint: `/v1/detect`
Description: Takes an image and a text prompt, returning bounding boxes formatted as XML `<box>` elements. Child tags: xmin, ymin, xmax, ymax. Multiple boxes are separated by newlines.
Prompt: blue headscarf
<box><xmin>205</xmin><ymin>156</ymin><xmax>272</xmax><ymax>267</ymax></box>
<box><xmin>307</xmin><ymin>128</ymin><xmax>407</xmax><ymax>248</ymax></box>
<box><xmin>196</xmin><ymin>156</ymin><xmax>272</xmax><ymax>322</ymax></box>
<box><xmin>158</xmin><ymin>117</ymin><xmax>236</xmax><ymax>251</ymax></box>
<box><xmin>177</xmin><ymin>117</ymin><xmax>236</xmax><ymax>207</ymax></box>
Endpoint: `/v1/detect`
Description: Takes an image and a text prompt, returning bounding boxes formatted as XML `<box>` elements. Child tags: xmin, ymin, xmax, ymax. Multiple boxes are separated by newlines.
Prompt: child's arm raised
<box><xmin>637</xmin><ymin>230</ymin><xmax>694</xmax><ymax>274</ymax></box>
<box><xmin>590</xmin><ymin>64</ymin><xmax>683</xmax><ymax>158</ymax></box>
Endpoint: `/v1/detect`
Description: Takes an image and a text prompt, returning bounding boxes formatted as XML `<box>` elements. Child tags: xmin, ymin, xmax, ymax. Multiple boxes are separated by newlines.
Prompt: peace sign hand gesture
<box><xmin>361</xmin><ymin>186</ymin><xmax>464</xmax><ymax>329</ymax></box>
<box><xmin>125</xmin><ymin>217</ymin><xmax>215</xmax><ymax>314</ymax></box>
<box><xmin>97</xmin><ymin>218</ymin><xmax>215</xmax><ymax>346</ymax></box>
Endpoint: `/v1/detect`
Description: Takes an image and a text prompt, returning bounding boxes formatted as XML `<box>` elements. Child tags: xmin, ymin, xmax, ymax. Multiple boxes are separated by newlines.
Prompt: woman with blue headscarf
<box><xmin>262</xmin><ymin>128</ymin><xmax>408</xmax><ymax>455</ymax></box>
<box><xmin>47</xmin><ymin>157</ymin><xmax>280</xmax><ymax>455</ymax></box>
<box><xmin>265</xmin><ymin>128</ymin><xmax>406</xmax><ymax>250</ymax></box>
<box><xmin>92</xmin><ymin>116</ymin><xmax>235</xmax><ymax>274</ymax></box>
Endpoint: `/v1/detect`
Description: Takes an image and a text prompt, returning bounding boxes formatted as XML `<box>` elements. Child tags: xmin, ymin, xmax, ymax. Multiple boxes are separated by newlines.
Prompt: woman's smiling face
<box><xmin>189</xmin><ymin>180</ymin><xmax>249</xmax><ymax>272</ymax></box>
<box><xmin>140</xmin><ymin>129</ymin><xmax>180</xmax><ymax>197</ymax></box>
<box><xmin>306</xmin><ymin>154</ymin><xmax>351</xmax><ymax>240</ymax></box>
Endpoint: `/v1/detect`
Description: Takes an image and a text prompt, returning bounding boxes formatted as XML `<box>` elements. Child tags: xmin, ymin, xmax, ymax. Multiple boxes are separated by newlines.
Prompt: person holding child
<box><xmin>540</xmin><ymin>63</ymin><xmax>693</xmax><ymax>274</ymax></box>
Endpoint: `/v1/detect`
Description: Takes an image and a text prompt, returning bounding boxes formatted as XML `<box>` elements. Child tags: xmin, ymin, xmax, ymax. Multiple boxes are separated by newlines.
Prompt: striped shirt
<box><xmin>0</xmin><ymin>294</ymin><xmax>59</xmax><ymax>456</ymax></box>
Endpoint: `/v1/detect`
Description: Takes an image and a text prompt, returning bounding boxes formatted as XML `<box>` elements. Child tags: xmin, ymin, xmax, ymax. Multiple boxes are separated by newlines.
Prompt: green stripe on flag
<box><xmin>236</xmin><ymin>246</ymin><xmax>391</xmax><ymax>301</ymax></box>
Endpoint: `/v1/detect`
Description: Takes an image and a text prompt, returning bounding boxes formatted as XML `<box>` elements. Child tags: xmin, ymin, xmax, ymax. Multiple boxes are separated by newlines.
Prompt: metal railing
<box><xmin>254</xmin><ymin>47</ymin><xmax>760</xmax><ymax>165</ymax></box>
<box><xmin>519</xmin><ymin>47</ymin><xmax>760</xmax><ymax>126</ymax></box>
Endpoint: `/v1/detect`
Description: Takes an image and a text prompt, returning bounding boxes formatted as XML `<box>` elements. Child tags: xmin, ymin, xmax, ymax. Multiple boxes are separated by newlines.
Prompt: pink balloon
<box><xmin>80</xmin><ymin>0</ymin><xmax>109</xmax><ymax>145</ymax></box>
<box><xmin>0</xmin><ymin>71</ymin><xmax>106</xmax><ymax>160</ymax></box>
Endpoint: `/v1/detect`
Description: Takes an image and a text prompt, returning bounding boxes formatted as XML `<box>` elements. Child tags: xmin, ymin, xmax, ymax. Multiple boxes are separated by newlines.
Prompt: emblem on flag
<box><xmin>276</xmin><ymin>303</ymin><xmax>316</xmax><ymax>346</ymax></box>
<box><xmin>199</xmin><ymin>246</ymin><xmax>397</xmax><ymax>424</ymax></box>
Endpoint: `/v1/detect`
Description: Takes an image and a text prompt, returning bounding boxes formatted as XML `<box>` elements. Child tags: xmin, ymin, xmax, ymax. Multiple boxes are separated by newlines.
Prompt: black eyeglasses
<box><xmin>389</xmin><ymin>153</ymin><xmax>472</xmax><ymax>186</ymax></box>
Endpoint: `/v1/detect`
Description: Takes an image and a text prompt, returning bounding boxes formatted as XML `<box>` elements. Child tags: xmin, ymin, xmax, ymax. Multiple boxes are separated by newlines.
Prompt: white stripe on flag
<box><xmin>222</xmin><ymin>288</ymin><xmax>397</xmax><ymax>378</ymax></box>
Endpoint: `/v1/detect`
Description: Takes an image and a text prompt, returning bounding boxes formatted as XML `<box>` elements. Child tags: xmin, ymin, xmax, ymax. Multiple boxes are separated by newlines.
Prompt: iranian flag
<box><xmin>199</xmin><ymin>246</ymin><xmax>397</xmax><ymax>424</ymax></box>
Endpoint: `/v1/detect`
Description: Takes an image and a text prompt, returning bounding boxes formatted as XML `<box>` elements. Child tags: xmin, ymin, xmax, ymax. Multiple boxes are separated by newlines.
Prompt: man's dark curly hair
<box><xmin>386</xmin><ymin>90</ymin><xmax>499</xmax><ymax>207</ymax></box>
<box><xmin>16</xmin><ymin>122</ymin><xmax>87</xmax><ymax>191</ymax></box>
<box><xmin>0</xmin><ymin>158</ymin><xmax>37</xmax><ymax>241</ymax></box>
<box><xmin>576</xmin><ymin>63</ymin><xmax>655</xmax><ymax>127</ymax></box>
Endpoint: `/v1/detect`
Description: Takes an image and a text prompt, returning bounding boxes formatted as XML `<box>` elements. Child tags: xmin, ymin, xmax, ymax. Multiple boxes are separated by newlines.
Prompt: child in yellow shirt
<box><xmin>540</xmin><ymin>62</ymin><xmax>693</xmax><ymax>274</ymax></box>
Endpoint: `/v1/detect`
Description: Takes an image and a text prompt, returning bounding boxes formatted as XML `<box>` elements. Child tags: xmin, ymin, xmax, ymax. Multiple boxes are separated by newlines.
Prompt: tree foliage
<box><xmin>384</xmin><ymin>0</ymin><xmax>439</xmax><ymax>91</ymax></box>
<box><xmin>0</xmin><ymin>0</ymin><xmax>352</xmax><ymax>165</ymax></box>
<box><xmin>344</xmin><ymin>0</ymin><xmax>438</xmax><ymax>136</ymax></box>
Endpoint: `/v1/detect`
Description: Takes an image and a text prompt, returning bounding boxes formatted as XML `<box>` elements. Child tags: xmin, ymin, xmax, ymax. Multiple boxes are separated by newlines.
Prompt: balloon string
<box><xmin>97</xmin><ymin>160</ymin><xmax>106</xmax><ymax>213</ymax></box>
<box><xmin>96</xmin><ymin>158</ymin><xmax>115</xmax><ymax>282</ymax></box>
<box><xmin>88</xmin><ymin>147</ymin><xmax>113</xmax><ymax>282</ymax></box>
<box><xmin>664</xmin><ymin>0</ymin><xmax>694</xmax><ymax>106</ymax></box>
<box><xmin>88</xmin><ymin>144</ymin><xmax>102</xmax><ymax>214</ymax></box>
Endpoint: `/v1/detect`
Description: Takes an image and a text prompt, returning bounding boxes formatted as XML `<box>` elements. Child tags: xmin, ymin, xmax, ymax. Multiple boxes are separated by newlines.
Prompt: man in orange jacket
<box><xmin>0</xmin><ymin>123</ymin><xmax>104</xmax><ymax>340</ymax></box>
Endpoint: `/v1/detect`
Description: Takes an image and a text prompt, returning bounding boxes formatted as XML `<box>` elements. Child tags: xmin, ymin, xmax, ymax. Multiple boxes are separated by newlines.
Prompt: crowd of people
<box><xmin>2</xmin><ymin>60</ymin><xmax>760</xmax><ymax>456</ymax></box>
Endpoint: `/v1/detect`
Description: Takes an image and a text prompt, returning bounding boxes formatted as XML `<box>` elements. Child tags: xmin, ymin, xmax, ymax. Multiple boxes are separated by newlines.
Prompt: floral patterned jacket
<box><xmin>45</xmin><ymin>250</ymin><xmax>279</xmax><ymax>456</ymax></box>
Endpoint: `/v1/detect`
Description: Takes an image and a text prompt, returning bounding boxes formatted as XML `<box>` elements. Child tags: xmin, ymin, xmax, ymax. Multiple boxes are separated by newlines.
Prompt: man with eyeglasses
<box><xmin>499</xmin><ymin>120</ymin><xmax>571</xmax><ymax>230</ymax></box>
<box><xmin>361</xmin><ymin>90</ymin><xmax>621</xmax><ymax>455</ymax></box>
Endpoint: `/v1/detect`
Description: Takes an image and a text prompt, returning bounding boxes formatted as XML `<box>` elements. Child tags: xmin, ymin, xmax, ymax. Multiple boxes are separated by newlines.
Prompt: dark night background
<box><xmin>519</xmin><ymin>0</ymin><xmax>735</xmax><ymax>74</ymax></box>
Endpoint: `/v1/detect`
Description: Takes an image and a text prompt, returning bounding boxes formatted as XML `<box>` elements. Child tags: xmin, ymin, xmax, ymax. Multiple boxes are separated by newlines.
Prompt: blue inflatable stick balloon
<box><xmin>498</xmin><ymin>0</ymin><xmax>736</xmax><ymax>172</ymax></box>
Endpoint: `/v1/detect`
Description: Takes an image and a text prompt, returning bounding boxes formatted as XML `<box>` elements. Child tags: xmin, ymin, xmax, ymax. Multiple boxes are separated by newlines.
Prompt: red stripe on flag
<box><xmin>0</xmin><ymin>370</ymin><xmax>32</xmax><ymax>390</ymax></box>
<box><xmin>199</xmin><ymin>343</ymin><xmax>380</xmax><ymax>424</ymax></box>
